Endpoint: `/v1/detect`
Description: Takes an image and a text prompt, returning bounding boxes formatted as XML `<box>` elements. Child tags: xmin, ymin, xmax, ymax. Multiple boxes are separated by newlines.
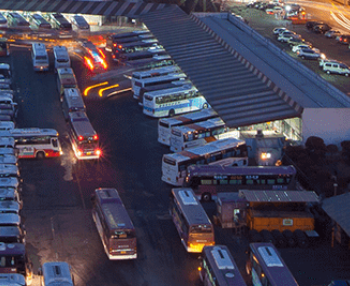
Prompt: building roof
<box><xmin>322</xmin><ymin>193</ymin><xmax>350</xmax><ymax>237</ymax></box>
<box><xmin>239</xmin><ymin>190</ymin><xmax>319</xmax><ymax>203</ymax></box>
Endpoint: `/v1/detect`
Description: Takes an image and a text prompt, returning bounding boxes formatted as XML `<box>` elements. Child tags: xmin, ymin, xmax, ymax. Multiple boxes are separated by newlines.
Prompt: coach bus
<box><xmin>0</xmin><ymin>242</ymin><xmax>33</xmax><ymax>285</ymax></box>
<box><xmin>158</xmin><ymin>108</ymin><xmax>219</xmax><ymax>146</ymax></box>
<box><xmin>105</xmin><ymin>30</ymin><xmax>152</xmax><ymax>52</ymax></box>
<box><xmin>246</xmin><ymin>242</ymin><xmax>299</xmax><ymax>286</ymax></box>
<box><xmin>67</xmin><ymin>111</ymin><xmax>101</xmax><ymax>160</ymax></box>
<box><xmin>125</xmin><ymin>55</ymin><xmax>175</xmax><ymax>75</ymax></box>
<box><xmin>184</xmin><ymin>165</ymin><xmax>297</xmax><ymax>201</ymax></box>
<box><xmin>117</xmin><ymin>48</ymin><xmax>167</xmax><ymax>64</ymax></box>
<box><xmin>112</xmin><ymin>39</ymin><xmax>160</xmax><ymax>60</ymax></box>
<box><xmin>92</xmin><ymin>188</ymin><xmax>137</xmax><ymax>260</ymax></box>
<box><xmin>10</xmin><ymin>128</ymin><xmax>62</xmax><ymax>159</ymax></box>
<box><xmin>170</xmin><ymin>188</ymin><xmax>215</xmax><ymax>253</ymax></box>
<box><xmin>199</xmin><ymin>245</ymin><xmax>247</xmax><ymax>286</ymax></box>
<box><xmin>162</xmin><ymin>138</ymin><xmax>248</xmax><ymax>186</ymax></box>
<box><xmin>56</xmin><ymin>68</ymin><xmax>78</xmax><ymax>96</ymax></box>
<box><xmin>170</xmin><ymin>117</ymin><xmax>239</xmax><ymax>152</ymax></box>
<box><xmin>143</xmin><ymin>84</ymin><xmax>209</xmax><ymax>118</ymax></box>
<box><xmin>61</xmin><ymin>88</ymin><xmax>85</xmax><ymax>119</ymax></box>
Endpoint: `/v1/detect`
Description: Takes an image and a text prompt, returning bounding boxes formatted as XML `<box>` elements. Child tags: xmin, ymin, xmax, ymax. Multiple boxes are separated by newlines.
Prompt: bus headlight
<box><xmin>261</xmin><ymin>152</ymin><xmax>271</xmax><ymax>160</ymax></box>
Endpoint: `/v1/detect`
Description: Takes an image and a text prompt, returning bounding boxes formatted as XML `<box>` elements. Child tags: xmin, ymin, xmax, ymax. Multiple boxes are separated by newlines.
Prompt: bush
<box><xmin>341</xmin><ymin>140</ymin><xmax>350</xmax><ymax>152</ymax></box>
<box><xmin>305</xmin><ymin>136</ymin><xmax>326</xmax><ymax>152</ymax></box>
<box><xmin>327</xmin><ymin>144</ymin><xmax>338</xmax><ymax>153</ymax></box>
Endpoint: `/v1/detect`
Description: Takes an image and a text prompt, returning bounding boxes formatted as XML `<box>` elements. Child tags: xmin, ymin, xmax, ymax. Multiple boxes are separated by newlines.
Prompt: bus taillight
<box><xmin>101</xmin><ymin>59</ymin><xmax>108</xmax><ymax>70</ymax></box>
<box><xmin>98</xmin><ymin>48</ymin><xmax>106</xmax><ymax>59</ymax></box>
<box><xmin>113</xmin><ymin>43</ymin><xmax>117</xmax><ymax>47</ymax></box>
<box><xmin>95</xmin><ymin>149</ymin><xmax>101</xmax><ymax>156</ymax></box>
<box><xmin>78</xmin><ymin>136</ymin><xmax>84</xmax><ymax>141</ymax></box>
<box><xmin>77</xmin><ymin>149</ymin><xmax>83</xmax><ymax>157</ymax></box>
<box><xmin>93</xmin><ymin>135</ymin><xmax>98</xmax><ymax>140</ymax></box>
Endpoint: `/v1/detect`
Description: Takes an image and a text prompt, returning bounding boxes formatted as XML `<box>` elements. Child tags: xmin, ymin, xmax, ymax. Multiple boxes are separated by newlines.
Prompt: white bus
<box><xmin>53</xmin><ymin>45</ymin><xmax>71</xmax><ymax>71</ymax></box>
<box><xmin>61</xmin><ymin>88</ymin><xmax>85</xmax><ymax>119</ymax></box>
<box><xmin>31</xmin><ymin>43</ymin><xmax>49</xmax><ymax>72</ymax></box>
<box><xmin>39</xmin><ymin>262</ymin><xmax>74</xmax><ymax>286</ymax></box>
<box><xmin>143</xmin><ymin>85</ymin><xmax>209</xmax><ymax>118</ymax></box>
<box><xmin>131</xmin><ymin>65</ymin><xmax>181</xmax><ymax>91</ymax></box>
<box><xmin>162</xmin><ymin>138</ymin><xmax>248</xmax><ymax>186</ymax></box>
<box><xmin>170</xmin><ymin>188</ymin><xmax>215</xmax><ymax>253</ymax></box>
<box><xmin>158</xmin><ymin>108</ymin><xmax>219</xmax><ymax>146</ymax></box>
<box><xmin>56</xmin><ymin>68</ymin><xmax>78</xmax><ymax>96</ymax></box>
<box><xmin>170</xmin><ymin>117</ymin><xmax>239</xmax><ymax>152</ymax></box>
<box><xmin>133</xmin><ymin>73</ymin><xmax>187</xmax><ymax>99</ymax></box>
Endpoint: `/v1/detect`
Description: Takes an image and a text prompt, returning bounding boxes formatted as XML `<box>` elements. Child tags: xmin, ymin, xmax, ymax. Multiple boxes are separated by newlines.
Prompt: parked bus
<box><xmin>0</xmin><ymin>164</ymin><xmax>20</xmax><ymax>179</ymax></box>
<box><xmin>53</xmin><ymin>45</ymin><xmax>71</xmax><ymax>71</ymax></box>
<box><xmin>56</xmin><ymin>68</ymin><xmax>78</xmax><ymax>95</ymax></box>
<box><xmin>0</xmin><ymin>242</ymin><xmax>33</xmax><ymax>285</ymax></box>
<box><xmin>10</xmin><ymin>128</ymin><xmax>62</xmax><ymax>159</ymax></box>
<box><xmin>144</xmin><ymin>84</ymin><xmax>209</xmax><ymax>118</ymax></box>
<box><xmin>31</xmin><ymin>43</ymin><xmax>49</xmax><ymax>72</ymax></box>
<box><xmin>158</xmin><ymin>108</ymin><xmax>219</xmax><ymax>146</ymax></box>
<box><xmin>125</xmin><ymin>55</ymin><xmax>175</xmax><ymax>75</ymax></box>
<box><xmin>0</xmin><ymin>273</ymin><xmax>26</xmax><ymax>286</ymax></box>
<box><xmin>170</xmin><ymin>188</ymin><xmax>215</xmax><ymax>253</ymax></box>
<box><xmin>49</xmin><ymin>13</ymin><xmax>72</xmax><ymax>38</ymax></box>
<box><xmin>117</xmin><ymin>48</ymin><xmax>167</xmax><ymax>64</ymax></box>
<box><xmin>162</xmin><ymin>138</ymin><xmax>248</xmax><ymax>186</ymax></box>
<box><xmin>39</xmin><ymin>262</ymin><xmax>74</xmax><ymax>286</ymax></box>
<box><xmin>246</xmin><ymin>242</ymin><xmax>299</xmax><ymax>286</ymax></box>
<box><xmin>61</xmin><ymin>88</ymin><xmax>85</xmax><ymax>119</ymax></box>
<box><xmin>133</xmin><ymin>72</ymin><xmax>187</xmax><ymax>99</ymax></box>
<box><xmin>184</xmin><ymin>165</ymin><xmax>297</xmax><ymax>201</ymax></box>
<box><xmin>199</xmin><ymin>245</ymin><xmax>247</xmax><ymax>286</ymax></box>
<box><xmin>0</xmin><ymin>121</ymin><xmax>14</xmax><ymax>132</ymax></box>
<box><xmin>0</xmin><ymin>187</ymin><xmax>23</xmax><ymax>209</ymax></box>
<box><xmin>68</xmin><ymin>111</ymin><xmax>101</xmax><ymax>160</ymax></box>
<box><xmin>0</xmin><ymin>201</ymin><xmax>20</xmax><ymax>214</ymax></box>
<box><xmin>92</xmin><ymin>188</ymin><xmax>137</xmax><ymax>260</ymax></box>
<box><xmin>28</xmin><ymin>13</ymin><xmax>51</xmax><ymax>30</ymax></box>
<box><xmin>170</xmin><ymin>117</ymin><xmax>239</xmax><ymax>152</ymax></box>
<box><xmin>0</xmin><ymin>226</ymin><xmax>25</xmax><ymax>244</ymax></box>
<box><xmin>105</xmin><ymin>30</ymin><xmax>152</xmax><ymax>52</ymax></box>
<box><xmin>112</xmin><ymin>39</ymin><xmax>160</xmax><ymax>60</ymax></box>
<box><xmin>131</xmin><ymin>65</ymin><xmax>181</xmax><ymax>91</ymax></box>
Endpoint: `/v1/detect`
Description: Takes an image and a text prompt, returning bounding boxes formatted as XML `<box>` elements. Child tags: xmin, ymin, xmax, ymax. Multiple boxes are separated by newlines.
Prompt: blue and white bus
<box><xmin>143</xmin><ymin>84</ymin><xmax>209</xmax><ymax>118</ymax></box>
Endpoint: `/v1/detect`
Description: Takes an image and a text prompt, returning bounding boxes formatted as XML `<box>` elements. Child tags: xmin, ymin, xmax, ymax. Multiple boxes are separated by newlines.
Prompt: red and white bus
<box><xmin>7</xmin><ymin>128</ymin><xmax>62</xmax><ymax>159</ymax></box>
<box><xmin>68</xmin><ymin>111</ymin><xmax>101</xmax><ymax>160</ymax></box>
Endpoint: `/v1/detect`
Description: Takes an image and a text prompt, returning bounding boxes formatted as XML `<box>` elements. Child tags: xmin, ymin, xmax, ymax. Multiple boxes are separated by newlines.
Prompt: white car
<box><xmin>278</xmin><ymin>32</ymin><xmax>299</xmax><ymax>42</ymax></box>
<box><xmin>273</xmin><ymin>27</ymin><xmax>287</xmax><ymax>35</ymax></box>
<box><xmin>319</xmin><ymin>58</ymin><xmax>339</xmax><ymax>68</ymax></box>
<box><xmin>323</xmin><ymin>62</ymin><xmax>350</xmax><ymax>76</ymax></box>
<box><xmin>292</xmin><ymin>44</ymin><xmax>312</xmax><ymax>53</ymax></box>
<box><xmin>297</xmin><ymin>48</ymin><xmax>324</xmax><ymax>60</ymax></box>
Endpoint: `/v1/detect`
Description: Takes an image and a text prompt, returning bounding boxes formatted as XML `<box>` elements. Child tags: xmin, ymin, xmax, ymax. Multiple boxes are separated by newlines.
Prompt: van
<box><xmin>0</xmin><ymin>187</ymin><xmax>23</xmax><ymax>209</ymax></box>
<box><xmin>323</xmin><ymin>62</ymin><xmax>350</xmax><ymax>76</ymax></box>
<box><xmin>53</xmin><ymin>46</ymin><xmax>71</xmax><ymax>71</ymax></box>
<box><xmin>39</xmin><ymin>262</ymin><xmax>75</xmax><ymax>286</ymax></box>
<box><xmin>31</xmin><ymin>43</ymin><xmax>49</xmax><ymax>72</ymax></box>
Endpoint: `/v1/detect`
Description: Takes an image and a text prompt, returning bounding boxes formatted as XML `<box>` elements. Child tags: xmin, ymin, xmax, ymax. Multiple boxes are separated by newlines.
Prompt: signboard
<box><xmin>283</xmin><ymin>218</ymin><xmax>293</xmax><ymax>226</ymax></box>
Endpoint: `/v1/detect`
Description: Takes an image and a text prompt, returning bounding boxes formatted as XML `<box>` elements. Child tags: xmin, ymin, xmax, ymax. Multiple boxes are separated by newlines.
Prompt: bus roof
<box><xmin>111</xmin><ymin>30</ymin><xmax>151</xmax><ymax>39</ymax></box>
<box><xmin>63</xmin><ymin>88</ymin><xmax>85</xmax><ymax>110</ymax></box>
<box><xmin>117</xmin><ymin>40</ymin><xmax>158</xmax><ymax>48</ymax></box>
<box><xmin>172</xmin><ymin>188</ymin><xmax>211</xmax><ymax>225</ymax></box>
<box><xmin>11</xmin><ymin>128</ymin><xmax>59</xmax><ymax>137</ymax></box>
<box><xmin>0</xmin><ymin>177</ymin><xmax>19</xmax><ymax>188</ymax></box>
<box><xmin>132</xmin><ymin>65</ymin><xmax>180</xmax><ymax>78</ymax></box>
<box><xmin>159</xmin><ymin>108</ymin><xmax>218</xmax><ymax>127</ymax></box>
<box><xmin>0</xmin><ymin>213</ymin><xmax>20</xmax><ymax>225</ymax></box>
<box><xmin>68</xmin><ymin>111</ymin><xmax>97</xmax><ymax>137</ymax></box>
<box><xmin>0</xmin><ymin>187</ymin><xmax>17</xmax><ymax>197</ymax></box>
<box><xmin>0</xmin><ymin>154</ymin><xmax>17</xmax><ymax>164</ymax></box>
<box><xmin>137</xmin><ymin>73</ymin><xmax>187</xmax><ymax>86</ymax></box>
<box><xmin>250</xmin><ymin>242</ymin><xmax>299</xmax><ymax>286</ymax></box>
<box><xmin>144</xmin><ymin>83</ymin><xmax>193</xmax><ymax>97</ymax></box>
<box><xmin>0</xmin><ymin>273</ymin><xmax>26</xmax><ymax>285</ymax></box>
<box><xmin>0</xmin><ymin>164</ymin><xmax>19</xmax><ymax>175</ymax></box>
<box><xmin>53</xmin><ymin>46</ymin><xmax>69</xmax><ymax>58</ymax></box>
<box><xmin>187</xmin><ymin>165</ymin><xmax>297</xmax><ymax>177</ymax></box>
<box><xmin>42</xmin><ymin>262</ymin><xmax>74</xmax><ymax>286</ymax></box>
<box><xmin>0</xmin><ymin>137</ymin><xmax>15</xmax><ymax>147</ymax></box>
<box><xmin>203</xmin><ymin>245</ymin><xmax>247</xmax><ymax>286</ymax></box>
<box><xmin>0</xmin><ymin>121</ymin><xmax>14</xmax><ymax>131</ymax></box>
<box><xmin>239</xmin><ymin>190</ymin><xmax>319</xmax><ymax>203</ymax></box>
<box><xmin>95</xmin><ymin>188</ymin><xmax>134</xmax><ymax>231</ymax></box>
<box><xmin>172</xmin><ymin>117</ymin><xmax>225</xmax><ymax>134</ymax></box>
<box><xmin>0</xmin><ymin>242</ymin><xmax>25</xmax><ymax>256</ymax></box>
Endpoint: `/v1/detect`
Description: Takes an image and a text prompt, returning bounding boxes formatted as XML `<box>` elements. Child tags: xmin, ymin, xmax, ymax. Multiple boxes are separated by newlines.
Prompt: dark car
<box><xmin>259</xmin><ymin>2</ymin><xmax>268</xmax><ymax>10</ymax></box>
<box><xmin>253</xmin><ymin>1</ymin><xmax>263</xmax><ymax>8</ymax></box>
<box><xmin>337</xmin><ymin>34</ymin><xmax>350</xmax><ymax>44</ymax></box>
<box><xmin>306</xmin><ymin>21</ymin><xmax>324</xmax><ymax>30</ymax></box>
<box><xmin>313</xmin><ymin>24</ymin><xmax>331</xmax><ymax>34</ymax></box>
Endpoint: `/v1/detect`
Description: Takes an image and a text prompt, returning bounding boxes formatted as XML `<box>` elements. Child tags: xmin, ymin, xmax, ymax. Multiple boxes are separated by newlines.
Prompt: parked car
<box><xmin>277</xmin><ymin>31</ymin><xmax>299</xmax><ymax>42</ymax></box>
<box><xmin>325</xmin><ymin>30</ymin><xmax>342</xmax><ymax>38</ymax></box>
<box><xmin>323</xmin><ymin>62</ymin><xmax>350</xmax><ymax>76</ymax></box>
<box><xmin>319</xmin><ymin>58</ymin><xmax>340</xmax><ymax>68</ymax></box>
<box><xmin>247</xmin><ymin>1</ymin><xmax>256</xmax><ymax>8</ymax></box>
<box><xmin>336</xmin><ymin>34</ymin><xmax>350</xmax><ymax>44</ymax></box>
<box><xmin>266</xmin><ymin>4</ymin><xmax>277</xmax><ymax>14</ymax></box>
<box><xmin>259</xmin><ymin>2</ymin><xmax>268</xmax><ymax>10</ymax></box>
<box><xmin>253</xmin><ymin>1</ymin><xmax>263</xmax><ymax>8</ymax></box>
<box><xmin>306</xmin><ymin>21</ymin><xmax>324</xmax><ymax>30</ymax></box>
<box><xmin>287</xmin><ymin>37</ymin><xmax>307</xmax><ymax>46</ymax></box>
<box><xmin>273</xmin><ymin>6</ymin><xmax>284</xmax><ymax>14</ymax></box>
<box><xmin>297</xmin><ymin>48</ymin><xmax>324</xmax><ymax>60</ymax></box>
<box><xmin>292</xmin><ymin>43</ymin><xmax>312</xmax><ymax>53</ymax></box>
<box><xmin>313</xmin><ymin>24</ymin><xmax>332</xmax><ymax>34</ymax></box>
<box><xmin>272</xmin><ymin>27</ymin><xmax>287</xmax><ymax>35</ymax></box>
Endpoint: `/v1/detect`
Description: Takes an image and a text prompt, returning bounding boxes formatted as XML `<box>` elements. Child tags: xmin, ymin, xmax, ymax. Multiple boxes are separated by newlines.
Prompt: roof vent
<box><xmin>256</xmin><ymin>129</ymin><xmax>264</xmax><ymax>138</ymax></box>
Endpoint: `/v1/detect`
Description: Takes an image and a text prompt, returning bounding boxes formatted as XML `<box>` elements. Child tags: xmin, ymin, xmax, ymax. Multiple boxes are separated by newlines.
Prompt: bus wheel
<box><xmin>202</xmin><ymin>193</ymin><xmax>211</xmax><ymax>202</ymax></box>
<box><xmin>169</xmin><ymin>109</ymin><xmax>175</xmax><ymax>117</ymax></box>
<box><xmin>203</xmin><ymin>103</ymin><xmax>208</xmax><ymax>109</ymax></box>
<box><xmin>36</xmin><ymin>151</ymin><xmax>45</xmax><ymax>159</ymax></box>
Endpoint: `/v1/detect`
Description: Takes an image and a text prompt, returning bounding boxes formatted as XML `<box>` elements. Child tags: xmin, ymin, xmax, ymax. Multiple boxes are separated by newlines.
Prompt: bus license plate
<box><xmin>87</xmin><ymin>152</ymin><xmax>91</xmax><ymax>155</ymax></box>
<box><xmin>121</xmin><ymin>251</ymin><xmax>126</xmax><ymax>254</ymax></box>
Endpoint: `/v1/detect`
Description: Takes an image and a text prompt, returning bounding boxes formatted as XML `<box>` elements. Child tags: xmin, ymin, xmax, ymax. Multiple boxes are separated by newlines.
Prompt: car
<box><xmin>286</xmin><ymin>37</ymin><xmax>307</xmax><ymax>46</ymax></box>
<box><xmin>306</xmin><ymin>21</ymin><xmax>324</xmax><ymax>30</ymax></box>
<box><xmin>71</xmin><ymin>15</ymin><xmax>90</xmax><ymax>31</ymax></box>
<box><xmin>313</xmin><ymin>24</ymin><xmax>332</xmax><ymax>34</ymax></box>
<box><xmin>325</xmin><ymin>30</ymin><xmax>342</xmax><ymax>38</ymax></box>
<box><xmin>272</xmin><ymin>27</ymin><xmax>287</xmax><ymax>35</ymax></box>
<box><xmin>253</xmin><ymin>1</ymin><xmax>263</xmax><ymax>8</ymax></box>
<box><xmin>323</xmin><ymin>62</ymin><xmax>350</xmax><ymax>76</ymax></box>
<box><xmin>273</xmin><ymin>6</ymin><xmax>284</xmax><ymax>13</ymax></box>
<box><xmin>278</xmin><ymin>31</ymin><xmax>299</xmax><ymax>43</ymax></box>
<box><xmin>247</xmin><ymin>1</ymin><xmax>256</xmax><ymax>8</ymax></box>
<box><xmin>319</xmin><ymin>58</ymin><xmax>340</xmax><ymax>68</ymax></box>
<box><xmin>259</xmin><ymin>2</ymin><xmax>268</xmax><ymax>10</ymax></box>
<box><xmin>297</xmin><ymin>48</ymin><xmax>324</xmax><ymax>60</ymax></box>
<box><xmin>292</xmin><ymin>43</ymin><xmax>312</xmax><ymax>53</ymax></box>
<box><xmin>266</xmin><ymin>4</ymin><xmax>277</xmax><ymax>14</ymax></box>
<box><xmin>336</xmin><ymin>34</ymin><xmax>350</xmax><ymax>44</ymax></box>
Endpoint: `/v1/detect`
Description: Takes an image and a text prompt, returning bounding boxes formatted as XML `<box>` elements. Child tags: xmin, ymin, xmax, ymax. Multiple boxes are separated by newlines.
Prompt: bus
<box><xmin>28</xmin><ymin>13</ymin><xmax>51</xmax><ymax>30</ymax></box>
<box><xmin>143</xmin><ymin>85</ymin><xmax>209</xmax><ymax>118</ymax></box>
<box><xmin>39</xmin><ymin>262</ymin><xmax>74</xmax><ymax>286</ymax></box>
<box><xmin>31</xmin><ymin>43</ymin><xmax>49</xmax><ymax>72</ymax></box>
<box><xmin>92</xmin><ymin>188</ymin><xmax>137</xmax><ymax>260</ymax></box>
<box><xmin>77</xmin><ymin>41</ymin><xmax>107</xmax><ymax>72</ymax></box>
<box><xmin>184</xmin><ymin>165</ymin><xmax>297</xmax><ymax>201</ymax></box>
<box><xmin>131</xmin><ymin>65</ymin><xmax>181</xmax><ymax>91</ymax></box>
<box><xmin>0</xmin><ymin>242</ymin><xmax>33</xmax><ymax>285</ymax></box>
<box><xmin>169</xmin><ymin>188</ymin><xmax>215</xmax><ymax>253</ymax></box>
<box><xmin>246</xmin><ymin>242</ymin><xmax>299</xmax><ymax>286</ymax></box>
<box><xmin>125</xmin><ymin>55</ymin><xmax>175</xmax><ymax>75</ymax></box>
<box><xmin>158</xmin><ymin>108</ymin><xmax>219</xmax><ymax>146</ymax></box>
<box><xmin>133</xmin><ymin>72</ymin><xmax>187</xmax><ymax>99</ymax></box>
<box><xmin>199</xmin><ymin>245</ymin><xmax>247</xmax><ymax>286</ymax></box>
<box><xmin>53</xmin><ymin>45</ymin><xmax>70</xmax><ymax>71</ymax></box>
<box><xmin>112</xmin><ymin>39</ymin><xmax>160</xmax><ymax>60</ymax></box>
<box><xmin>10</xmin><ymin>128</ymin><xmax>62</xmax><ymax>159</ymax></box>
<box><xmin>0</xmin><ymin>188</ymin><xmax>23</xmax><ymax>209</ymax></box>
<box><xmin>68</xmin><ymin>111</ymin><xmax>101</xmax><ymax>160</ymax></box>
<box><xmin>170</xmin><ymin>117</ymin><xmax>239</xmax><ymax>152</ymax></box>
<box><xmin>105</xmin><ymin>30</ymin><xmax>152</xmax><ymax>52</ymax></box>
<box><xmin>117</xmin><ymin>48</ymin><xmax>167</xmax><ymax>64</ymax></box>
<box><xmin>61</xmin><ymin>88</ymin><xmax>85</xmax><ymax>119</ymax></box>
<box><xmin>162</xmin><ymin>138</ymin><xmax>248</xmax><ymax>186</ymax></box>
<box><xmin>56</xmin><ymin>68</ymin><xmax>78</xmax><ymax>96</ymax></box>
<box><xmin>0</xmin><ymin>273</ymin><xmax>26</xmax><ymax>286</ymax></box>
<box><xmin>49</xmin><ymin>13</ymin><xmax>72</xmax><ymax>38</ymax></box>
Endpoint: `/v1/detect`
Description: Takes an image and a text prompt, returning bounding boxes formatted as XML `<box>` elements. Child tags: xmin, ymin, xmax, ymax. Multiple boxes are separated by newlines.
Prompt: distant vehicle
<box><xmin>77</xmin><ymin>41</ymin><xmax>107</xmax><ymax>72</ymax></box>
<box><xmin>56</xmin><ymin>68</ymin><xmax>78</xmax><ymax>95</ymax></box>
<box><xmin>6</xmin><ymin>12</ymin><xmax>29</xmax><ymax>28</ymax></box>
<box><xmin>0</xmin><ymin>64</ymin><xmax>11</xmax><ymax>86</ymax></box>
<box><xmin>38</xmin><ymin>262</ymin><xmax>74</xmax><ymax>286</ymax></box>
<box><xmin>112</xmin><ymin>39</ymin><xmax>160</xmax><ymax>61</ymax></box>
<box><xmin>306</xmin><ymin>21</ymin><xmax>324</xmax><ymax>30</ymax></box>
<box><xmin>272</xmin><ymin>27</ymin><xmax>287</xmax><ymax>35</ymax></box>
<box><xmin>31</xmin><ymin>43</ymin><xmax>49</xmax><ymax>72</ymax></box>
<box><xmin>125</xmin><ymin>55</ymin><xmax>175</xmax><ymax>76</ymax></box>
<box><xmin>0</xmin><ymin>13</ymin><xmax>8</xmax><ymax>28</ymax></box>
<box><xmin>323</xmin><ymin>62</ymin><xmax>350</xmax><ymax>76</ymax></box>
<box><xmin>286</xmin><ymin>37</ymin><xmax>306</xmax><ymax>47</ymax></box>
<box><xmin>0</xmin><ymin>273</ymin><xmax>26</xmax><ymax>286</ymax></box>
<box><xmin>325</xmin><ymin>30</ymin><xmax>341</xmax><ymax>38</ymax></box>
<box><xmin>0</xmin><ymin>187</ymin><xmax>23</xmax><ymax>209</ymax></box>
<box><xmin>273</xmin><ymin>6</ymin><xmax>284</xmax><ymax>13</ymax></box>
<box><xmin>292</xmin><ymin>43</ymin><xmax>312</xmax><ymax>53</ymax></box>
<box><xmin>61</xmin><ymin>88</ymin><xmax>85</xmax><ymax>119</ymax></box>
<box><xmin>49</xmin><ymin>13</ymin><xmax>72</xmax><ymax>38</ymax></box>
<box><xmin>336</xmin><ymin>34</ymin><xmax>350</xmax><ymax>44</ymax></box>
<box><xmin>278</xmin><ymin>33</ymin><xmax>301</xmax><ymax>43</ymax></box>
<box><xmin>105</xmin><ymin>30</ymin><xmax>153</xmax><ymax>53</ymax></box>
<box><xmin>313</xmin><ymin>24</ymin><xmax>331</xmax><ymax>34</ymax></box>
<box><xmin>319</xmin><ymin>58</ymin><xmax>340</xmax><ymax>68</ymax></box>
<box><xmin>71</xmin><ymin>15</ymin><xmax>90</xmax><ymax>31</ymax></box>
<box><xmin>265</xmin><ymin>4</ymin><xmax>277</xmax><ymax>14</ymax></box>
<box><xmin>117</xmin><ymin>48</ymin><xmax>167</xmax><ymax>63</ymax></box>
<box><xmin>199</xmin><ymin>245</ymin><xmax>247</xmax><ymax>286</ymax></box>
<box><xmin>297</xmin><ymin>48</ymin><xmax>324</xmax><ymax>60</ymax></box>
<box><xmin>28</xmin><ymin>13</ymin><xmax>51</xmax><ymax>29</ymax></box>
<box><xmin>169</xmin><ymin>188</ymin><xmax>215</xmax><ymax>253</ymax></box>
<box><xmin>53</xmin><ymin>45</ymin><xmax>71</xmax><ymax>71</ymax></box>
<box><xmin>92</xmin><ymin>188</ymin><xmax>137</xmax><ymax>259</ymax></box>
